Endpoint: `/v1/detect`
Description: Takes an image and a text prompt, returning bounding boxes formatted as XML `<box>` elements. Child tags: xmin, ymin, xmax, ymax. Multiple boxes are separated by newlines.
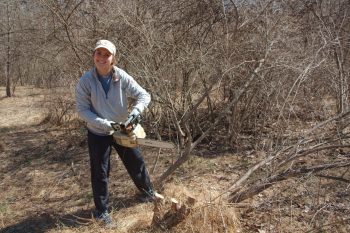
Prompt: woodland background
<box><xmin>1</xmin><ymin>0</ymin><xmax>350</xmax><ymax>232</ymax></box>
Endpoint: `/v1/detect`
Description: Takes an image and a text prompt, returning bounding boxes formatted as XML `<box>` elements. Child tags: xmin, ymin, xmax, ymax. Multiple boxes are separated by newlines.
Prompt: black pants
<box><xmin>87</xmin><ymin>131</ymin><xmax>153</xmax><ymax>213</ymax></box>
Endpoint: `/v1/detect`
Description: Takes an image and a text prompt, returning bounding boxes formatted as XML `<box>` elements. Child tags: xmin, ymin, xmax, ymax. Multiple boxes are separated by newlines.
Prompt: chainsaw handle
<box><xmin>112</xmin><ymin>114</ymin><xmax>141</xmax><ymax>132</ymax></box>
<box><xmin>111</xmin><ymin>121</ymin><xmax>131</xmax><ymax>134</ymax></box>
<box><xmin>122</xmin><ymin>115</ymin><xmax>134</xmax><ymax>128</ymax></box>
<box><xmin>121</xmin><ymin>114</ymin><xmax>141</xmax><ymax>129</ymax></box>
<box><xmin>111</xmin><ymin>122</ymin><xmax>120</xmax><ymax>131</ymax></box>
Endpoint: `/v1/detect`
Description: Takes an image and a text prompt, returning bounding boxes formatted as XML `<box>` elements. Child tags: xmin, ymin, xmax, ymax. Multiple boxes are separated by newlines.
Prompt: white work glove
<box><xmin>97</xmin><ymin>118</ymin><xmax>116</xmax><ymax>134</ymax></box>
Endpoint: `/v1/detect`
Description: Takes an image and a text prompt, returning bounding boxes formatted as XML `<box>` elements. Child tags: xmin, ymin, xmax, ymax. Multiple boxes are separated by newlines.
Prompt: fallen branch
<box><xmin>230</xmin><ymin>160</ymin><xmax>350</xmax><ymax>203</ymax></box>
<box><xmin>213</xmin><ymin>108</ymin><xmax>350</xmax><ymax>202</ymax></box>
<box><xmin>315</xmin><ymin>174</ymin><xmax>350</xmax><ymax>183</ymax></box>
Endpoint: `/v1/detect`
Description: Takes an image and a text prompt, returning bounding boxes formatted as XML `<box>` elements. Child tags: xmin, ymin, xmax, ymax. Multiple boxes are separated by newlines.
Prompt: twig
<box><xmin>304</xmin><ymin>217</ymin><xmax>350</xmax><ymax>233</ymax></box>
<box><xmin>230</xmin><ymin>161</ymin><xmax>350</xmax><ymax>203</ymax></box>
<box><xmin>315</xmin><ymin>174</ymin><xmax>350</xmax><ymax>183</ymax></box>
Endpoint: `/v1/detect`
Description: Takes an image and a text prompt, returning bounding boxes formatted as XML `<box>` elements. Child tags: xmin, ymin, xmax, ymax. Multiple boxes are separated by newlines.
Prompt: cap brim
<box><xmin>94</xmin><ymin>46</ymin><xmax>114</xmax><ymax>55</ymax></box>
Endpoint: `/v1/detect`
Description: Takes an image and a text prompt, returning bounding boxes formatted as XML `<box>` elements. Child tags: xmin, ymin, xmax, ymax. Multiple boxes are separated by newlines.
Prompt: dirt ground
<box><xmin>1</xmin><ymin>86</ymin><xmax>349</xmax><ymax>233</ymax></box>
<box><xmin>0</xmin><ymin>86</ymin><xmax>241</xmax><ymax>233</ymax></box>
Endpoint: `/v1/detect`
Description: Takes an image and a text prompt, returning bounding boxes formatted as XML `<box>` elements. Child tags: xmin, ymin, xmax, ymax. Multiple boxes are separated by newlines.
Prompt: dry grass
<box><xmin>0</xmin><ymin>86</ymin><xmax>241</xmax><ymax>233</ymax></box>
<box><xmin>0</xmin><ymin>86</ymin><xmax>49</xmax><ymax>128</ymax></box>
<box><xmin>2</xmin><ymin>86</ymin><xmax>348</xmax><ymax>233</ymax></box>
<box><xmin>157</xmin><ymin>183</ymin><xmax>241</xmax><ymax>233</ymax></box>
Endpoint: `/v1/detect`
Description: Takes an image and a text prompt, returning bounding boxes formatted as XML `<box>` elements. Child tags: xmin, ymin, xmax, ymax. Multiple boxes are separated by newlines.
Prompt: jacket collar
<box><xmin>93</xmin><ymin>66</ymin><xmax>120</xmax><ymax>82</ymax></box>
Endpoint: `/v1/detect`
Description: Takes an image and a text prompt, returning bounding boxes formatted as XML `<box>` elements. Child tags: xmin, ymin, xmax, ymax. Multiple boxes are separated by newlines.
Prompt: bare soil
<box><xmin>1</xmin><ymin>86</ymin><xmax>349</xmax><ymax>233</ymax></box>
<box><xmin>0</xmin><ymin>86</ymin><xmax>240</xmax><ymax>233</ymax></box>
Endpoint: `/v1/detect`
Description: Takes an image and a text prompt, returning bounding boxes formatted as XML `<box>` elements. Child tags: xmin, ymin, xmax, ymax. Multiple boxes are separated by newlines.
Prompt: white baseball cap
<box><xmin>94</xmin><ymin>39</ymin><xmax>116</xmax><ymax>56</ymax></box>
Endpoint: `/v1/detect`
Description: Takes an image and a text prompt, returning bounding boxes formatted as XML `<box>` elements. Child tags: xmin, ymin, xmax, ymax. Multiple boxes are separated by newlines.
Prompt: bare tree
<box><xmin>4</xmin><ymin>2</ymin><xmax>12</xmax><ymax>97</ymax></box>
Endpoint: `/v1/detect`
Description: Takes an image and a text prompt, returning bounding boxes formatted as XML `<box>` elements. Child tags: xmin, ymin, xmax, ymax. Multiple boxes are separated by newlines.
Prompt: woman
<box><xmin>75</xmin><ymin>39</ymin><xmax>155</xmax><ymax>227</ymax></box>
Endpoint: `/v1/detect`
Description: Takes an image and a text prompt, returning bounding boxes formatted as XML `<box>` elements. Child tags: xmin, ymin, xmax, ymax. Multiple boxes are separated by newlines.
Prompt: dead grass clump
<box><xmin>0</xmin><ymin>86</ymin><xmax>48</xmax><ymax>128</ymax></box>
<box><xmin>153</xmin><ymin>183</ymin><xmax>241</xmax><ymax>233</ymax></box>
<box><xmin>182</xmin><ymin>203</ymin><xmax>240</xmax><ymax>233</ymax></box>
<box><xmin>0</xmin><ymin>141</ymin><xmax>6</xmax><ymax>153</ymax></box>
<box><xmin>113</xmin><ymin>204</ymin><xmax>154</xmax><ymax>233</ymax></box>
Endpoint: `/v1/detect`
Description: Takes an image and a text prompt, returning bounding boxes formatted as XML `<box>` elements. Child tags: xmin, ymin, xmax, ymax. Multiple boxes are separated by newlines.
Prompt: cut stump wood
<box><xmin>171</xmin><ymin>198</ymin><xmax>180</xmax><ymax>212</ymax></box>
<box><xmin>151</xmin><ymin>194</ymin><xmax>197</xmax><ymax>229</ymax></box>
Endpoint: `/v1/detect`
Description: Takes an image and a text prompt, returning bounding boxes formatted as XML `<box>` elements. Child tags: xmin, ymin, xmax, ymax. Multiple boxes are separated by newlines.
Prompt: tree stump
<box><xmin>152</xmin><ymin>194</ymin><xmax>197</xmax><ymax>229</ymax></box>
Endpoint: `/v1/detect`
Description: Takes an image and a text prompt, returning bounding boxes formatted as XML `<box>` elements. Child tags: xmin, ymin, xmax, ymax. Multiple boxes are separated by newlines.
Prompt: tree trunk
<box><xmin>6</xmin><ymin>3</ymin><xmax>11</xmax><ymax>97</ymax></box>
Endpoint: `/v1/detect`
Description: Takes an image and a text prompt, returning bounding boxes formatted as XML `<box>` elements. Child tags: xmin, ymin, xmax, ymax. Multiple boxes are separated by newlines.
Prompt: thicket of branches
<box><xmin>1</xmin><ymin>0</ymin><xmax>350</xmax><ymax>208</ymax></box>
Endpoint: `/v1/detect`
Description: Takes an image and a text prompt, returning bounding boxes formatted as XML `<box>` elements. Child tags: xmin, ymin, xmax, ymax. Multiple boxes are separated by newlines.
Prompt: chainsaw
<box><xmin>111</xmin><ymin>114</ymin><xmax>175</xmax><ymax>149</ymax></box>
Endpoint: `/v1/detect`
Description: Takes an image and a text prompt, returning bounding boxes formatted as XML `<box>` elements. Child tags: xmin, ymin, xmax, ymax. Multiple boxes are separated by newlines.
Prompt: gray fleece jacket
<box><xmin>76</xmin><ymin>66</ymin><xmax>151</xmax><ymax>135</ymax></box>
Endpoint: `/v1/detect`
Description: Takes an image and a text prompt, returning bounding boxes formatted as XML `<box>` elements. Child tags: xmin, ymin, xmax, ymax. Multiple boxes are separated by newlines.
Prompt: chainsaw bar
<box><xmin>113</xmin><ymin>131</ymin><xmax>175</xmax><ymax>149</ymax></box>
<box><xmin>137</xmin><ymin>138</ymin><xmax>175</xmax><ymax>149</ymax></box>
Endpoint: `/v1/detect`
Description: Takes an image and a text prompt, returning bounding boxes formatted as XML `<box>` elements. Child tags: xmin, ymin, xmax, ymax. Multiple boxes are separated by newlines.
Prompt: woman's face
<box><xmin>93</xmin><ymin>48</ymin><xmax>114</xmax><ymax>75</ymax></box>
